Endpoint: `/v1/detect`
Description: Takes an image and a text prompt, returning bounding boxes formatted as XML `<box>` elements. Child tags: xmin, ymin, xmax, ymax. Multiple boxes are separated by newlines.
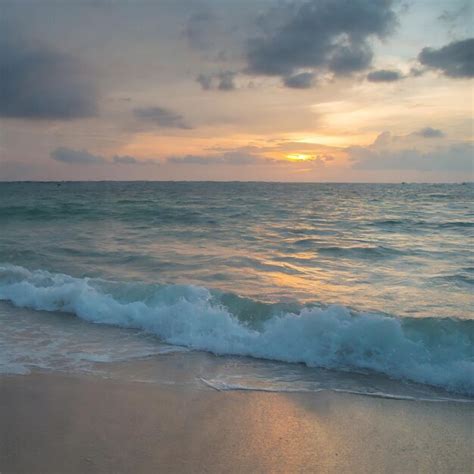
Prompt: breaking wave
<box><xmin>0</xmin><ymin>264</ymin><xmax>472</xmax><ymax>396</ymax></box>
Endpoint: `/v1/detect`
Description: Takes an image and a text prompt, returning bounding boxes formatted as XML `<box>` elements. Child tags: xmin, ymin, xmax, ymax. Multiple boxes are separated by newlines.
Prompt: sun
<box><xmin>286</xmin><ymin>153</ymin><xmax>313</xmax><ymax>161</ymax></box>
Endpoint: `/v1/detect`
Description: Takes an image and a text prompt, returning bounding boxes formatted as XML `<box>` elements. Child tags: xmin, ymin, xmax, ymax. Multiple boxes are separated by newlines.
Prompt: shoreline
<box><xmin>1</xmin><ymin>371</ymin><xmax>472</xmax><ymax>473</ymax></box>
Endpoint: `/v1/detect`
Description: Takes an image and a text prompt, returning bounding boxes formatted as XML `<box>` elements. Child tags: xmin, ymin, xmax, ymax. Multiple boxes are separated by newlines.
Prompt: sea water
<box><xmin>0</xmin><ymin>182</ymin><xmax>472</xmax><ymax>399</ymax></box>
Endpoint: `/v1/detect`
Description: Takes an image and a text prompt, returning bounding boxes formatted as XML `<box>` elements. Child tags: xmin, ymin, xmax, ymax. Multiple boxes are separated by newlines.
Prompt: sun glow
<box><xmin>286</xmin><ymin>153</ymin><xmax>313</xmax><ymax>161</ymax></box>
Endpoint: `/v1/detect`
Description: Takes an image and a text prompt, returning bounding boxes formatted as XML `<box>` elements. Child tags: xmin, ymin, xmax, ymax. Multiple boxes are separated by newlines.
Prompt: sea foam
<box><xmin>0</xmin><ymin>264</ymin><xmax>472</xmax><ymax>395</ymax></box>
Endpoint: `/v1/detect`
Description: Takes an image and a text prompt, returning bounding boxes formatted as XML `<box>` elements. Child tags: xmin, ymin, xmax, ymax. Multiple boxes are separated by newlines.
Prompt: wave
<box><xmin>430</xmin><ymin>273</ymin><xmax>474</xmax><ymax>288</ymax></box>
<box><xmin>0</xmin><ymin>203</ymin><xmax>217</xmax><ymax>226</ymax></box>
<box><xmin>0</xmin><ymin>204</ymin><xmax>103</xmax><ymax>222</ymax></box>
<box><xmin>0</xmin><ymin>264</ymin><xmax>472</xmax><ymax>396</ymax></box>
<box><xmin>199</xmin><ymin>378</ymin><xmax>472</xmax><ymax>402</ymax></box>
<box><xmin>316</xmin><ymin>245</ymin><xmax>403</xmax><ymax>259</ymax></box>
<box><xmin>366</xmin><ymin>218</ymin><xmax>474</xmax><ymax>230</ymax></box>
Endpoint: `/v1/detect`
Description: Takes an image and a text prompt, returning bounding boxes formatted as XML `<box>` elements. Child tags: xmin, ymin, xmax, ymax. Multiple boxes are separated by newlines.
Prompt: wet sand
<box><xmin>1</xmin><ymin>372</ymin><xmax>472</xmax><ymax>473</ymax></box>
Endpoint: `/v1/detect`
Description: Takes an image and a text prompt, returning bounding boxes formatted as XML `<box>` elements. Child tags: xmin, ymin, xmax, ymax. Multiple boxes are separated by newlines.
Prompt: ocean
<box><xmin>0</xmin><ymin>182</ymin><xmax>472</xmax><ymax>400</ymax></box>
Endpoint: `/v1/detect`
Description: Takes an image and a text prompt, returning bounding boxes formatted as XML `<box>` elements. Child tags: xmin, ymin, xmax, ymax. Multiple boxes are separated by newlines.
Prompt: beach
<box><xmin>1</xmin><ymin>371</ymin><xmax>472</xmax><ymax>474</ymax></box>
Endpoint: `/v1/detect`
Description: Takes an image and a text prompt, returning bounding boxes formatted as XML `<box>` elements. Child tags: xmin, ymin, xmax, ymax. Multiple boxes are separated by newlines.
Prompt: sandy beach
<box><xmin>1</xmin><ymin>372</ymin><xmax>472</xmax><ymax>474</ymax></box>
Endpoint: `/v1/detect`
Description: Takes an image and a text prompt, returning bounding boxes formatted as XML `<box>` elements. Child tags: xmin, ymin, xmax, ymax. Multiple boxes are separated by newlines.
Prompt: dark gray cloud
<box><xmin>416</xmin><ymin>127</ymin><xmax>445</xmax><ymax>138</ymax></box>
<box><xmin>328</xmin><ymin>43</ymin><xmax>373</xmax><ymax>75</ymax></box>
<box><xmin>283</xmin><ymin>72</ymin><xmax>315</xmax><ymax>89</ymax></box>
<box><xmin>196</xmin><ymin>71</ymin><xmax>237</xmax><ymax>91</ymax></box>
<box><xmin>217</xmin><ymin>71</ymin><xmax>236</xmax><ymax>91</ymax></box>
<box><xmin>51</xmin><ymin>148</ymin><xmax>106</xmax><ymax>165</ymax></box>
<box><xmin>418</xmin><ymin>38</ymin><xmax>474</xmax><ymax>78</ymax></box>
<box><xmin>367</xmin><ymin>69</ymin><xmax>403</xmax><ymax>82</ymax></box>
<box><xmin>112</xmin><ymin>155</ymin><xmax>159</xmax><ymax>165</ymax></box>
<box><xmin>133</xmin><ymin>107</ymin><xmax>192</xmax><ymax>129</ymax></box>
<box><xmin>196</xmin><ymin>73</ymin><xmax>213</xmax><ymax>90</ymax></box>
<box><xmin>245</xmin><ymin>0</ymin><xmax>397</xmax><ymax>81</ymax></box>
<box><xmin>51</xmin><ymin>148</ymin><xmax>159</xmax><ymax>165</ymax></box>
<box><xmin>112</xmin><ymin>156</ymin><xmax>141</xmax><ymax>165</ymax></box>
<box><xmin>0</xmin><ymin>29</ymin><xmax>97</xmax><ymax>120</ymax></box>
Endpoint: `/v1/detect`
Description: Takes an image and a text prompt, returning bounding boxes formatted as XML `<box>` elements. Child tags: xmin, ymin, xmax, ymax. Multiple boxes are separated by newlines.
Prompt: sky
<box><xmin>0</xmin><ymin>0</ymin><xmax>472</xmax><ymax>182</ymax></box>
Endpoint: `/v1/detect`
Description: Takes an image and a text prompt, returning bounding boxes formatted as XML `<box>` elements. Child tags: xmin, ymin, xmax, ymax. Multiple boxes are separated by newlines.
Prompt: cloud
<box><xmin>168</xmin><ymin>151</ymin><xmax>270</xmax><ymax>166</ymax></box>
<box><xmin>217</xmin><ymin>71</ymin><xmax>236</xmax><ymax>91</ymax></box>
<box><xmin>133</xmin><ymin>106</ymin><xmax>192</xmax><ymax>129</ymax></box>
<box><xmin>51</xmin><ymin>148</ymin><xmax>106</xmax><ymax>165</ymax></box>
<box><xmin>167</xmin><ymin>147</ymin><xmax>333</xmax><ymax>167</ymax></box>
<box><xmin>283</xmin><ymin>72</ymin><xmax>315</xmax><ymax>89</ymax></box>
<box><xmin>195</xmin><ymin>71</ymin><xmax>237</xmax><ymax>91</ymax></box>
<box><xmin>112</xmin><ymin>155</ymin><xmax>142</xmax><ymax>165</ymax></box>
<box><xmin>245</xmin><ymin>0</ymin><xmax>397</xmax><ymax>81</ymax></box>
<box><xmin>113</xmin><ymin>155</ymin><xmax>159</xmax><ymax>165</ymax></box>
<box><xmin>418</xmin><ymin>38</ymin><xmax>474</xmax><ymax>78</ymax></box>
<box><xmin>409</xmin><ymin>67</ymin><xmax>425</xmax><ymax>77</ymax></box>
<box><xmin>348</xmin><ymin>132</ymin><xmax>473</xmax><ymax>171</ymax></box>
<box><xmin>209</xmin><ymin>143</ymin><xmax>344</xmax><ymax>165</ymax></box>
<box><xmin>416</xmin><ymin>127</ymin><xmax>445</xmax><ymax>138</ymax></box>
<box><xmin>196</xmin><ymin>73</ymin><xmax>213</xmax><ymax>90</ymax></box>
<box><xmin>367</xmin><ymin>69</ymin><xmax>403</xmax><ymax>82</ymax></box>
<box><xmin>51</xmin><ymin>148</ymin><xmax>159</xmax><ymax>165</ymax></box>
<box><xmin>0</xmin><ymin>29</ymin><xmax>98</xmax><ymax>120</ymax></box>
<box><xmin>328</xmin><ymin>43</ymin><xmax>373</xmax><ymax>75</ymax></box>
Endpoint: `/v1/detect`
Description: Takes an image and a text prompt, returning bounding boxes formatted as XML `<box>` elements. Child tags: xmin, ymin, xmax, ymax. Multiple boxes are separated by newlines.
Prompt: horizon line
<box><xmin>0</xmin><ymin>180</ymin><xmax>472</xmax><ymax>185</ymax></box>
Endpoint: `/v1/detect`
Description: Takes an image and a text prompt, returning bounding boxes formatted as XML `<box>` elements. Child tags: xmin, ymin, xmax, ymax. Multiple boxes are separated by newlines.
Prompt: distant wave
<box><xmin>316</xmin><ymin>245</ymin><xmax>404</xmax><ymax>259</ymax></box>
<box><xmin>2</xmin><ymin>202</ymin><xmax>472</xmax><ymax>232</ymax></box>
<box><xmin>0</xmin><ymin>204</ymin><xmax>100</xmax><ymax>221</ymax></box>
<box><xmin>0</xmin><ymin>203</ymin><xmax>215</xmax><ymax>225</ymax></box>
<box><xmin>367</xmin><ymin>218</ymin><xmax>474</xmax><ymax>230</ymax></box>
<box><xmin>430</xmin><ymin>274</ymin><xmax>474</xmax><ymax>288</ymax></box>
<box><xmin>0</xmin><ymin>264</ymin><xmax>472</xmax><ymax>396</ymax></box>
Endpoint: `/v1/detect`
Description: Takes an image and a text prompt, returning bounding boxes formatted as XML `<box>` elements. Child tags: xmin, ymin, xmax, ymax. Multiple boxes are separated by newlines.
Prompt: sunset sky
<box><xmin>0</xmin><ymin>0</ymin><xmax>472</xmax><ymax>182</ymax></box>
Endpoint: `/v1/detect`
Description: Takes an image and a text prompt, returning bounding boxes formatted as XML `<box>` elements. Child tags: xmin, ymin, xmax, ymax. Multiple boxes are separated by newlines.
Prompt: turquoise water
<box><xmin>0</xmin><ymin>182</ymin><xmax>473</xmax><ymax>397</ymax></box>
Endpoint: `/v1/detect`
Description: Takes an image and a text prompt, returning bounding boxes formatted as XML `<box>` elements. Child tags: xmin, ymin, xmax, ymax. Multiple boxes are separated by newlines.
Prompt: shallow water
<box><xmin>0</xmin><ymin>182</ymin><xmax>472</xmax><ymax>397</ymax></box>
<box><xmin>1</xmin><ymin>303</ymin><xmax>471</xmax><ymax>403</ymax></box>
